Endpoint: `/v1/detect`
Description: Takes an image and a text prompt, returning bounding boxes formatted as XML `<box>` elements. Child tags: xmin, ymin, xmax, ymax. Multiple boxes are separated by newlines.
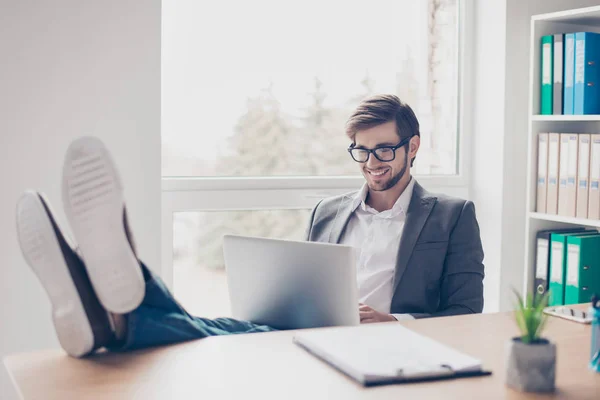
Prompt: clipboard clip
<box><xmin>396</xmin><ymin>364</ymin><xmax>454</xmax><ymax>379</ymax></box>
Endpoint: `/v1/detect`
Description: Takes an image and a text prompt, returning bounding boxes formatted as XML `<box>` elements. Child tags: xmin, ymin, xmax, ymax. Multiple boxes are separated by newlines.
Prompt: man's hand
<box><xmin>359</xmin><ymin>303</ymin><xmax>396</xmax><ymax>323</ymax></box>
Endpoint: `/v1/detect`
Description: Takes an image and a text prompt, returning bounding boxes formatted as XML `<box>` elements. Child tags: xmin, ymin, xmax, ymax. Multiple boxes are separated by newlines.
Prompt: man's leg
<box><xmin>108</xmin><ymin>262</ymin><xmax>276</xmax><ymax>351</ymax></box>
<box><xmin>15</xmin><ymin>137</ymin><xmax>275</xmax><ymax>357</ymax></box>
<box><xmin>60</xmin><ymin>137</ymin><xmax>276</xmax><ymax>351</ymax></box>
<box><xmin>16</xmin><ymin>190</ymin><xmax>274</xmax><ymax>357</ymax></box>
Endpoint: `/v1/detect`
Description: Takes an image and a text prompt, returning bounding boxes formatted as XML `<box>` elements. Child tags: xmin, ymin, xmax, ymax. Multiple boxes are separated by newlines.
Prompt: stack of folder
<box><xmin>534</xmin><ymin>228</ymin><xmax>600</xmax><ymax>306</ymax></box>
<box><xmin>540</xmin><ymin>32</ymin><xmax>600</xmax><ymax>115</ymax></box>
<box><xmin>537</xmin><ymin>132</ymin><xmax>600</xmax><ymax>219</ymax></box>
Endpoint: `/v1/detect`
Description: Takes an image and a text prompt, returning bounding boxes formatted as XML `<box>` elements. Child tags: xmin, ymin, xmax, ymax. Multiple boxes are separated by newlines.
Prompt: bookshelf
<box><xmin>524</xmin><ymin>5</ymin><xmax>600</xmax><ymax>298</ymax></box>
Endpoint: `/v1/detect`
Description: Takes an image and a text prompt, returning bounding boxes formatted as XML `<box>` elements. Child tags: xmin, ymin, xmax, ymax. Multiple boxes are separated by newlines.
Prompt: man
<box><xmin>307</xmin><ymin>94</ymin><xmax>485</xmax><ymax>321</ymax></box>
<box><xmin>16</xmin><ymin>95</ymin><xmax>484</xmax><ymax>358</ymax></box>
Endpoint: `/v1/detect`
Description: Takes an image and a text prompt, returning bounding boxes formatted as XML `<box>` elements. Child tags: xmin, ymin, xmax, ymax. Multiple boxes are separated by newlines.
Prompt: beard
<box><xmin>366</xmin><ymin>149</ymin><xmax>409</xmax><ymax>192</ymax></box>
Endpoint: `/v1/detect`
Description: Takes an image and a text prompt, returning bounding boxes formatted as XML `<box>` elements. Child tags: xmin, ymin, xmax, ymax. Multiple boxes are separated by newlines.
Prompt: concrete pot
<box><xmin>505</xmin><ymin>337</ymin><xmax>556</xmax><ymax>393</ymax></box>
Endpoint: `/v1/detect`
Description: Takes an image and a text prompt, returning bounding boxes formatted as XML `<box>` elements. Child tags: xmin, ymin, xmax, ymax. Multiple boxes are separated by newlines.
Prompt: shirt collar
<box><xmin>351</xmin><ymin>177</ymin><xmax>415</xmax><ymax>217</ymax></box>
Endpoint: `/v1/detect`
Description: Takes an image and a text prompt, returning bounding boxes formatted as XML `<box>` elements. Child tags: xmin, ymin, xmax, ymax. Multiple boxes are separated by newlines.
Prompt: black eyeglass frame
<box><xmin>347</xmin><ymin>135</ymin><xmax>413</xmax><ymax>163</ymax></box>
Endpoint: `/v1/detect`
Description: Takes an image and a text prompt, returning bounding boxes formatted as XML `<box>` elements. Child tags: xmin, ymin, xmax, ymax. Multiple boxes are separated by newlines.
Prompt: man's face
<box><xmin>353</xmin><ymin>121</ymin><xmax>410</xmax><ymax>192</ymax></box>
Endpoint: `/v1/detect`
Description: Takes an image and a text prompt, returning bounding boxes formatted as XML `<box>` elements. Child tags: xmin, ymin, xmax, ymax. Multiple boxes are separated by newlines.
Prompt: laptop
<box><xmin>223</xmin><ymin>234</ymin><xmax>360</xmax><ymax>330</ymax></box>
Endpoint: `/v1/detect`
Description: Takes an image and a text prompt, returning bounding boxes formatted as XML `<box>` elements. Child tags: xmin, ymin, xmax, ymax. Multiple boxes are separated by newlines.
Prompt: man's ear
<box><xmin>409</xmin><ymin>135</ymin><xmax>420</xmax><ymax>158</ymax></box>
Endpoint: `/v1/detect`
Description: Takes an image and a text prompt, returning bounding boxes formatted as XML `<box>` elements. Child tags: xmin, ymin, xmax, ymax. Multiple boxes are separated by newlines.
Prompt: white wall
<box><xmin>472</xmin><ymin>0</ymin><xmax>600</xmax><ymax>312</ymax></box>
<box><xmin>0</xmin><ymin>1</ymin><xmax>161</xmax><ymax>398</ymax></box>
<box><xmin>471</xmin><ymin>0</ymin><xmax>507</xmax><ymax>313</ymax></box>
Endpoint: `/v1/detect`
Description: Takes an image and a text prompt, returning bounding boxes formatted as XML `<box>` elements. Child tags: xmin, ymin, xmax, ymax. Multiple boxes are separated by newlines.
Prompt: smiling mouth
<box><xmin>366</xmin><ymin>168</ymin><xmax>389</xmax><ymax>177</ymax></box>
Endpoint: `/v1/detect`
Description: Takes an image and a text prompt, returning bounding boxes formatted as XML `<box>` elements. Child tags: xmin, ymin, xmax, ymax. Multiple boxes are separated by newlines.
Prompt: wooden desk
<box><xmin>4</xmin><ymin>308</ymin><xmax>599</xmax><ymax>399</ymax></box>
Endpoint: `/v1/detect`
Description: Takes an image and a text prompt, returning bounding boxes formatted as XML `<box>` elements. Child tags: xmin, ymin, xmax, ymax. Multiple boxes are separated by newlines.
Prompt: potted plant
<box><xmin>505</xmin><ymin>290</ymin><xmax>555</xmax><ymax>393</ymax></box>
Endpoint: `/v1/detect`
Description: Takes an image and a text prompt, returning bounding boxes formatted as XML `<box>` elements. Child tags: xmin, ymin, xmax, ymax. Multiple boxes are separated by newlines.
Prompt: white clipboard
<box><xmin>293</xmin><ymin>324</ymin><xmax>490</xmax><ymax>386</ymax></box>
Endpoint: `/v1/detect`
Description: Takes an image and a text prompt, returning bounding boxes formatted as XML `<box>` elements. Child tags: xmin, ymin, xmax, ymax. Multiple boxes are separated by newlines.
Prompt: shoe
<box><xmin>16</xmin><ymin>192</ymin><xmax>114</xmax><ymax>357</ymax></box>
<box><xmin>62</xmin><ymin>136</ymin><xmax>145</xmax><ymax>314</ymax></box>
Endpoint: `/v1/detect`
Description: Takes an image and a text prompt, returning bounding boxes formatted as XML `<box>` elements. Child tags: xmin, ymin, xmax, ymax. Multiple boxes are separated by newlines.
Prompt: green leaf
<box><xmin>532</xmin><ymin>291</ymin><xmax>550</xmax><ymax>340</ymax></box>
<box><xmin>535</xmin><ymin>312</ymin><xmax>548</xmax><ymax>340</ymax></box>
<box><xmin>512</xmin><ymin>288</ymin><xmax>527</xmax><ymax>341</ymax></box>
<box><xmin>511</xmin><ymin>288</ymin><xmax>550</xmax><ymax>343</ymax></box>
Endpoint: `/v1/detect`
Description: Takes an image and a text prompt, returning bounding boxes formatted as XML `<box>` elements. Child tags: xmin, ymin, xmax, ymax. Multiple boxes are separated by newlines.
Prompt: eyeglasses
<box><xmin>347</xmin><ymin>136</ymin><xmax>412</xmax><ymax>163</ymax></box>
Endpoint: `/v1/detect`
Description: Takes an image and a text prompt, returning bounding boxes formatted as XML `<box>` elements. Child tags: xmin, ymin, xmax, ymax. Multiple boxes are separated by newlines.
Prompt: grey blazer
<box><xmin>305</xmin><ymin>181</ymin><xmax>485</xmax><ymax>319</ymax></box>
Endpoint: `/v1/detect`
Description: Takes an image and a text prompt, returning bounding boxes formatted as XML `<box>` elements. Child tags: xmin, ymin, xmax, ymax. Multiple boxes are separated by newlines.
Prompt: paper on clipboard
<box><xmin>293</xmin><ymin>324</ymin><xmax>484</xmax><ymax>385</ymax></box>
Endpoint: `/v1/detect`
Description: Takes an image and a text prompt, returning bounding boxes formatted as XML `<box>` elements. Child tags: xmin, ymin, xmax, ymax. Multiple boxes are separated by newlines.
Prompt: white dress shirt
<box><xmin>340</xmin><ymin>178</ymin><xmax>416</xmax><ymax>321</ymax></box>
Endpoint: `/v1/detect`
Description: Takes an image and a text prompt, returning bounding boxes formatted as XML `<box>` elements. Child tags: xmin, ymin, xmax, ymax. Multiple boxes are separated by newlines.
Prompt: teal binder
<box><xmin>564</xmin><ymin>33</ymin><xmax>576</xmax><ymax>114</ymax></box>
<box><xmin>565</xmin><ymin>234</ymin><xmax>600</xmax><ymax>305</ymax></box>
<box><xmin>573</xmin><ymin>32</ymin><xmax>600</xmax><ymax>114</ymax></box>
<box><xmin>541</xmin><ymin>35</ymin><xmax>554</xmax><ymax>115</ymax></box>
<box><xmin>549</xmin><ymin>231</ymin><xmax>598</xmax><ymax>306</ymax></box>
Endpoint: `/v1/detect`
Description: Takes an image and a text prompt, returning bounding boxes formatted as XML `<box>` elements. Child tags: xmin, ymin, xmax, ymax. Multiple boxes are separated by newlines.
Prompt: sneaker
<box><xmin>62</xmin><ymin>136</ymin><xmax>145</xmax><ymax>314</ymax></box>
<box><xmin>16</xmin><ymin>192</ymin><xmax>115</xmax><ymax>357</ymax></box>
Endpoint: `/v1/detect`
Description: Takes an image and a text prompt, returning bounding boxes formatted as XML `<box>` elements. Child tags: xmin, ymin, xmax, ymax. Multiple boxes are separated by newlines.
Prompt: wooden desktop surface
<box><xmin>4</xmin><ymin>305</ymin><xmax>599</xmax><ymax>400</ymax></box>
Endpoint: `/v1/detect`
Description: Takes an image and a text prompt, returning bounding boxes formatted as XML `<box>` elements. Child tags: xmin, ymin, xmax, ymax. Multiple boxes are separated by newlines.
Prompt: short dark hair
<box><xmin>345</xmin><ymin>94</ymin><xmax>420</xmax><ymax>167</ymax></box>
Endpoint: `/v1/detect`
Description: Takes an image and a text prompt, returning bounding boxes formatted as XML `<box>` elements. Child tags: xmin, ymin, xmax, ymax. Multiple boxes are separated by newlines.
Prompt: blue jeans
<box><xmin>109</xmin><ymin>263</ymin><xmax>276</xmax><ymax>351</ymax></box>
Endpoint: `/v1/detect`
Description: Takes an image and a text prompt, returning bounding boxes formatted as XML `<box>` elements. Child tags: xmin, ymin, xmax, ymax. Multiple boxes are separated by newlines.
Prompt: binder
<box><xmin>590</xmin><ymin>134</ymin><xmax>600</xmax><ymax>219</ymax></box>
<box><xmin>564</xmin><ymin>33</ymin><xmax>575</xmax><ymax>115</ymax></box>
<box><xmin>576</xmin><ymin>134</ymin><xmax>591</xmax><ymax>218</ymax></box>
<box><xmin>566</xmin><ymin>133</ymin><xmax>579</xmax><ymax>217</ymax></box>
<box><xmin>574</xmin><ymin>32</ymin><xmax>600</xmax><ymax>115</ymax></box>
<box><xmin>553</xmin><ymin>34</ymin><xmax>564</xmax><ymax>115</ymax></box>
<box><xmin>547</xmin><ymin>133</ymin><xmax>561</xmax><ymax>214</ymax></box>
<box><xmin>534</xmin><ymin>228</ymin><xmax>585</xmax><ymax>297</ymax></box>
<box><xmin>541</xmin><ymin>35</ymin><xmax>554</xmax><ymax>115</ymax></box>
<box><xmin>549</xmin><ymin>231</ymin><xmax>598</xmax><ymax>306</ymax></box>
<box><xmin>557</xmin><ymin>133</ymin><xmax>570</xmax><ymax>216</ymax></box>
<box><xmin>565</xmin><ymin>234</ymin><xmax>600</xmax><ymax>305</ymax></box>
<box><xmin>293</xmin><ymin>324</ymin><xmax>491</xmax><ymax>387</ymax></box>
<box><xmin>537</xmin><ymin>133</ymin><xmax>549</xmax><ymax>213</ymax></box>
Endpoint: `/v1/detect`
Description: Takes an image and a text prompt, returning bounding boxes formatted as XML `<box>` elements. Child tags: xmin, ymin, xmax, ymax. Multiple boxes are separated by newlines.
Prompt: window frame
<box><xmin>160</xmin><ymin>0</ymin><xmax>474</xmax><ymax>290</ymax></box>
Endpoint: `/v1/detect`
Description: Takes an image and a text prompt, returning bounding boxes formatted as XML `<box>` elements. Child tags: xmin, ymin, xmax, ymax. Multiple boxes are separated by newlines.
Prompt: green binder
<box><xmin>541</xmin><ymin>35</ymin><xmax>554</xmax><ymax>115</ymax></box>
<box><xmin>549</xmin><ymin>231</ymin><xmax>598</xmax><ymax>306</ymax></box>
<box><xmin>565</xmin><ymin>234</ymin><xmax>600</xmax><ymax>305</ymax></box>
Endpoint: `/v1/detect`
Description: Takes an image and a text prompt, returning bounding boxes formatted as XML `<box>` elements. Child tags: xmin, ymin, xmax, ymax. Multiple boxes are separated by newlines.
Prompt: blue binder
<box><xmin>574</xmin><ymin>32</ymin><xmax>600</xmax><ymax>115</ymax></box>
<box><xmin>564</xmin><ymin>33</ymin><xmax>576</xmax><ymax>115</ymax></box>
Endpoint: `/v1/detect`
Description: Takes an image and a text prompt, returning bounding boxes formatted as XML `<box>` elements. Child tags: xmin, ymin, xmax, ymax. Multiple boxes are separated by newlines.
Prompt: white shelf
<box><xmin>532</xmin><ymin>5</ymin><xmax>600</xmax><ymax>24</ymax></box>
<box><xmin>531</xmin><ymin>115</ymin><xmax>600</xmax><ymax>122</ymax></box>
<box><xmin>528</xmin><ymin>212</ymin><xmax>600</xmax><ymax>228</ymax></box>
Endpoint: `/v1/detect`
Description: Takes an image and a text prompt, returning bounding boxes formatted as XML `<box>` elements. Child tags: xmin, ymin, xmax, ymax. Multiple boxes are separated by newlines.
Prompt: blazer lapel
<box><xmin>327</xmin><ymin>194</ymin><xmax>355</xmax><ymax>244</ymax></box>
<box><xmin>392</xmin><ymin>182</ymin><xmax>437</xmax><ymax>292</ymax></box>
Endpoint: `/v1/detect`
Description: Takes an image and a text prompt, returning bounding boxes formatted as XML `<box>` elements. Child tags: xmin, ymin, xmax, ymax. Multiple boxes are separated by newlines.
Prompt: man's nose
<box><xmin>366</xmin><ymin>153</ymin><xmax>382</xmax><ymax>168</ymax></box>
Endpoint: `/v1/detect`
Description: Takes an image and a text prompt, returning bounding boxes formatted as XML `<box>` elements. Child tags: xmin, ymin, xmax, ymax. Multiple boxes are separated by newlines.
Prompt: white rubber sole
<box><xmin>62</xmin><ymin>137</ymin><xmax>144</xmax><ymax>314</ymax></box>
<box><xmin>16</xmin><ymin>192</ymin><xmax>94</xmax><ymax>357</ymax></box>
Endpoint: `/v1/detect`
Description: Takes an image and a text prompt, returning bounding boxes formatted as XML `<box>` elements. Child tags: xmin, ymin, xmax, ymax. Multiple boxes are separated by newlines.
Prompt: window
<box><xmin>174</xmin><ymin>209</ymin><xmax>311</xmax><ymax>269</ymax></box>
<box><xmin>173</xmin><ymin>209</ymin><xmax>311</xmax><ymax>316</ymax></box>
<box><xmin>161</xmin><ymin>0</ymin><xmax>467</xmax><ymax>306</ymax></box>
<box><xmin>162</xmin><ymin>0</ymin><xmax>460</xmax><ymax>177</ymax></box>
